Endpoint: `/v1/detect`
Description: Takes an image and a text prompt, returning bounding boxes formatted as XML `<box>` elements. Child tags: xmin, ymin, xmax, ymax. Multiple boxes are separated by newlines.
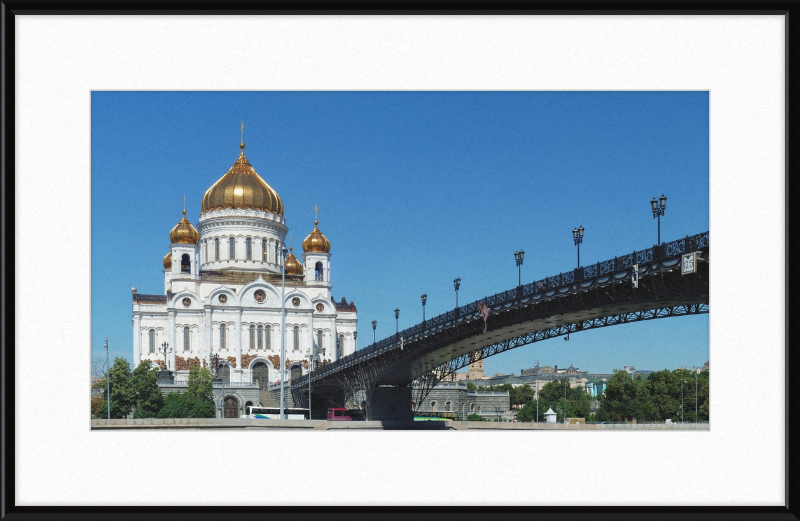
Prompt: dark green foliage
<box><xmin>104</xmin><ymin>357</ymin><xmax>134</xmax><ymax>419</ymax></box>
<box><xmin>466</xmin><ymin>413</ymin><xmax>484</xmax><ymax>422</ymax></box>
<box><xmin>131</xmin><ymin>361</ymin><xmax>163</xmax><ymax>418</ymax></box>
<box><xmin>187</xmin><ymin>366</ymin><xmax>214</xmax><ymax>402</ymax></box>
<box><xmin>465</xmin><ymin>382</ymin><xmax>477</xmax><ymax>391</ymax></box>
<box><xmin>594</xmin><ymin>368</ymin><xmax>709</xmax><ymax>422</ymax></box>
<box><xmin>157</xmin><ymin>391</ymin><xmax>216</xmax><ymax>418</ymax></box>
<box><xmin>188</xmin><ymin>399</ymin><xmax>216</xmax><ymax>418</ymax></box>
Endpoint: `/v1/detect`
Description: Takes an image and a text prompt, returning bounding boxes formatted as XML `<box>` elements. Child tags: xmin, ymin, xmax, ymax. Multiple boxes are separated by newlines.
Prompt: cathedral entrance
<box><xmin>252</xmin><ymin>362</ymin><xmax>270</xmax><ymax>388</ymax></box>
<box><xmin>290</xmin><ymin>364</ymin><xmax>302</xmax><ymax>382</ymax></box>
<box><xmin>223</xmin><ymin>396</ymin><xmax>239</xmax><ymax>418</ymax></box>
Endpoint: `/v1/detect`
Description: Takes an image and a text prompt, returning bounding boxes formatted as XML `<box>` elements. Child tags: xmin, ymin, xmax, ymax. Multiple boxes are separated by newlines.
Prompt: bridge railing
<box><xmin>294</xmin><ymin>231</ymin><xmax>709</xmax><ymax>387</ymax></box>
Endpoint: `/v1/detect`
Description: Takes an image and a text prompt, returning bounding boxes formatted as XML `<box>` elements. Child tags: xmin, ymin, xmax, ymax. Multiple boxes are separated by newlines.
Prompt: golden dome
<box><xmin>169</xmin><ymin>210</ymin><xmax>200</xmax><ymax>244</ymax></box>
<box><xmin>163</xmin><ymin>252</ymin><xmax>172</xmax><ymax>269</ymax></box>
<box><xmin>302</xmin><ymin>217</ymin><xmax>331</xmax><ymax>253</ymax></box>
<box><xmin>285</xmin><ymin>247</ymin><xmax>304</xmax><ymax>275</ymax></box>
<box><xmin>200</xmin><ymin>143</ymin><xmax>284</xmax><ymax>215</ymax></box>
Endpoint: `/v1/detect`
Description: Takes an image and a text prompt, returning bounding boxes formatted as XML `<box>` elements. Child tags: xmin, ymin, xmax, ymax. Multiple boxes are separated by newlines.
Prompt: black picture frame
<box><xmin>2</xmin><ymin>1</ymin><xmax>797</xmax><ymax>520</ymax></box>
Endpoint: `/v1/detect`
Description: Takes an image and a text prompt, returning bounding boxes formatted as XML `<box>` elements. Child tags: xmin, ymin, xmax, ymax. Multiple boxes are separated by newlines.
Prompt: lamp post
<box><xmin>572</xmin><ymin>226</ymin><xmax>584</xmax><ymax>268</ymax></box>
<box><xmin>650</xmin><ymin>194</ymin><xmax>667</xmax><ymax>246</ymax></box>
<box><xmin>394</xmin><ymin>308</ymin><xmax>399</xmax><ymax>335</ymax></box>
<box><xmin>421</xmin><ymin>294</ymin><xmax>427</xmax><ymax>323</ymax></box>
<box><xmin>514</xmin><ymin>250</ymin><xmax>524</xmax><ymax>286</ymax></box>
<box><xmin>453</xmin><ymin>277</ymin><xmax>461</xmax><ymax>309</ymax></box>
<box><xmin>695</xmin><ymin>369</ymin><xmax>698</xmax><ymax>421</ymax></box>
<box><xmin>306</xmin><ymin>349</ymin><xmax>313</xmax><ymax>419</ymax></box>
<box><xmin>372</xmin><ymin>320</ymin><xmax>377</xmax><ymax>344</ymax></box>
<box><xmin>564</xmin><ymin>378</ymin><xmax>568</xmax><ymax>424</ymax></box>
<box><xmin>681</xmin><ymin>378</ymin><xmax>685</xmax><ymax>423</ymax></box>
<box><xmin>536</xmin><ymin>370</ymin><xmax>539</xmax><ymax>423</ymax></box>
<box><xmin>160</xmin><ymin>342</ymin><xmax>171</xmax><ymax>370</ymax></box>
<box><xmin>104</xmin><ymin>336</ymin><xmax>110</xmax><ymax>419</ymax></box>
<box><xmin>279</xmin><ymin>246</ymin><xmax>288</xmax><ymax>420</ymax></box>
<box><xmin>353</xmin><ymin>331</ymin><xmax>357</xmax><ymax>352</ymax></box>
<box><xmin>210</xmin><ymin>350</ymin><xmax>225</xmax><ymax>418</ymax></box>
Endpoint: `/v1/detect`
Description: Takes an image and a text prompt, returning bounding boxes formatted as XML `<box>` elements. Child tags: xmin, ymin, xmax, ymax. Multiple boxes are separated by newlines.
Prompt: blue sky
<box><xmin>91</xmin><ymin>91</ymin><xmax>709</xmax><ymax>375</ymax></box>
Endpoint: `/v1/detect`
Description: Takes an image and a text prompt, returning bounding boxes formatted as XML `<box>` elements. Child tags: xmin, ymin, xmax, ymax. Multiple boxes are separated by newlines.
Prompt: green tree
<box><xmin>157</xmin><ymin>392</ymin><xmax>193</xmax><ymax>418</ymax></box>
<box><xmin>466</xmin><ymin>413</ymin><xmax>484</xmax><ymax>422</ymax></box>
<box><xmin>187</xmin><ymin>366</ymin><xmax>214</xmax><ymax>403</ymax></box>
<box><xmin>131</xmin><ymin>361</ymin><xmax>164</xmax><ymax>419</ymax></box>
<box><xmin>515</xmin><ymin>399</ymin><xmax>542</xmax><ymax>422</ymax></box>
<box><xmin>466</xmin><ymin>382</ymin><xmax>476</xmax><ymax>391</ymax></box>
<box><xmin>103</xmin><ymin>357</ymin><xmax>134</xmax><ymax>419</ymax></box>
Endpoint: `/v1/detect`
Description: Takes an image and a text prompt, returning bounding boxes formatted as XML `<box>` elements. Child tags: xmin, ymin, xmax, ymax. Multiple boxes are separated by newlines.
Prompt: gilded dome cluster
<box><xmin>302</xmin><ymin>219</ymin><xmax>331</xmax><ymax>253</ymax></box>
<box><xmin>163</xmin><ymin>251</ymin><xmax>172</xmax><ymax>269</ymax></box>
<box><xmin>200</xmin><ymin>143</ymin><xmax>284</xmax><ymax>215</ymax></box>
<box><xmin>169</xmin><ymin>210</ymin><xmax>200</xmax><ymax>244</ymax></box>
<box><xmin>285</xmin><ymin>247</ymin><xmax>304</xmax><ymax>275</ymax></box>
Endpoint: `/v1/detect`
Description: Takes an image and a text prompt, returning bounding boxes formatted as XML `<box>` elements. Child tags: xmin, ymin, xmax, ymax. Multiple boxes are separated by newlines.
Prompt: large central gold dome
<box><xmin>201</xmin><ymin>143</ymin><xmax>284</xmax><ymax>215</ymax></box>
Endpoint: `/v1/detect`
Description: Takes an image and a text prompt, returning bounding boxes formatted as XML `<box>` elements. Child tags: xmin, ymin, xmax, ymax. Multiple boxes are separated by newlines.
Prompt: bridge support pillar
<box><xmin>369</xmin><ymin>386</ymin><xmax>413</xmax><ymax>422</ymax></box>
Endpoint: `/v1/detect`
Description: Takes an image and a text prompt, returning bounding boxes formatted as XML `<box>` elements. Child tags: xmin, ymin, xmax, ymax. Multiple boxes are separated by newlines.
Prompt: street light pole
<box><xmin>372</xmin><ymin>320</ymin><xmax>377</xmax><ymax>344</ymax></box>
<box><xmin>421</xmin><ymin>294</ymin><xmax>427</xmax><ymax>323</ymax></box>
<box><xmin>453</xmin><ymin>277</ymin><xmax>461</xmax><ymax>309</ymax></box>
<box><xmin>572</xmin><ymin>226</ymin><xmax>584</xmax><ymax>268</ymax></box>
<box><xmin>394</xmin><ymin>308</ymin><xmax>399</xmax><ymax>335</ymax></box>
<box><xmin>564</xmin><ymin>379</ymin><xmax>567</xmax><ymax>424</ymax></box>
<box><xmin>306</xmin><ymin>349</ymin><xmax>312</xmax><ymax>419</ymax></box>
<box><xmin>681</xmin><ymin>378</ymin><xmax>685</xmax><ymax>423</ymax></box>
<box><xmin>104</xmin><ymin>336</ymin><xmax>110</xmax><ymax>419</ymax></box>
<box><xmin>160</xmin><ymin>342</ymin><xmax>171</xmax><ymax>370</ymax></box>
<box><xmin>514</xmin><ymin>250</ymin><xmax>525</xmax><ymax>286</ymax></box>
<box><xmin>650</xmin><ymin>194</ymin><xmax>667</xmax><ymax>246</ymax></box>
<box><xmin>279</xmin><ymin>246</ymin><xmax>288</xmax><ymax>420</ymax></box>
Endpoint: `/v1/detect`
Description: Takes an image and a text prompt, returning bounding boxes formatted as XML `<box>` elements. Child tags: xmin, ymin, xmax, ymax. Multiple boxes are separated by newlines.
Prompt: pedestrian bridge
<box><xmin>291</xmin><ymin>231</ymin><xmax>709</xmax><ymax>421</ymax></box>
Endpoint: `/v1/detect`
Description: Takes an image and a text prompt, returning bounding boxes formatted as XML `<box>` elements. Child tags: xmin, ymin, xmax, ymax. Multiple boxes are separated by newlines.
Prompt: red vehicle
<box><xmin>327</xmin><ymin>408</ymin><xmax>366</xmax><ymax>421</ymax></box>
<box><xmin>327</xmin><ymin>408</ymin><xmax>352</xmax><ymax>421</ymax></box>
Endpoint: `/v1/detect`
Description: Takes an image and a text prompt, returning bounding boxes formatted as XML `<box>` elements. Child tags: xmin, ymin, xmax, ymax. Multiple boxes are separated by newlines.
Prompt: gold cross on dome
<box><xmin>240</xmin><ymin>121</ymin><xmax>244</xmax><ymax>144</ymax></box>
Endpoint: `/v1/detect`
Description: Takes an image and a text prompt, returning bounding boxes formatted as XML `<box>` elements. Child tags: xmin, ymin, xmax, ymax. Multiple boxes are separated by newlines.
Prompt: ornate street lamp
<box><xmin>453</xmin><ymin>277</ymin><xmax>461</xmax><ymax>309</ymax></box>
<box><xmin>421</xmin><ymin>294</ymin><xmax>427</xmax><ymax>323</ymax></box>
<box><xmin>372</xmin><ymin>320</ymin><xmax>377</xmax><ymax>344</ymax></box>
<box><xmin>650</xmin><ymin>194</ymin><xmax>667</xmax><ymax>246</ymax></box>
<box><xmin>572</xmin><ymin>226</ymin><xmax>584</xmax><ymax>268</ymax></box>
<box><xmin>394</xmin><ymin>308</ymin><xmax>400</xmax><ymax>335</ymax></box>
<box><xmin>104</xmin><ymin>336</ymin><xmax>110</xmax><ymax>419</ymax></box>
<box><xmin>306</xmin><ymin>349</ymin><xmax>313</xmax><ymax>418</ymax></box>
<box><xmin>160</xmin><ymin>341</ymin><xmax>172</xmax><ymax>370</ymax></box>
<box><xmin>209</xmin><ymin>350</ymin><xmax>225</xmax><ymax>418</ymax></box>
<box><xmin>514</xmin><ymin>250</ymin><xmax>525</xmax><ymax>286</ymax></box>
<box><xmin>353</xmin><ymin>330</ymin><xmax>357</xmax><ymax>352</ymax></box>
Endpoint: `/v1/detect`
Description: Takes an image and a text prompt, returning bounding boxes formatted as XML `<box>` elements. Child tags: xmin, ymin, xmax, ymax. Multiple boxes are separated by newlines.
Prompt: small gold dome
<box><xmin>302</xmin><ymin>219</ymin><xmax>331</xmax><ymax>253</ymax></box>
<box><xmin>201</xmin><ymin>144</ymin><xmax>284</xmax><ymax>215</ymax></box>
<box><xmin>169</xmin><ymin>210</ymin><xmax>200</xmax><ymax>244</ymax></box>
<box><xmin>285</xmin><ymin>247</ymin><xmax>304</xmax><ymax>275</ymax></box>
<box><xmin>163</xmin><ymin>251</ymin><xmax>172</xmax><ymax>269</ymax></box>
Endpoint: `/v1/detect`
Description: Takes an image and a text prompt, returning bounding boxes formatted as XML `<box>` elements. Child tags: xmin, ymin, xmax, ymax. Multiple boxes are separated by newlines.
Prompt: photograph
<box><xmin>90</xmin><ymin>91</ymin><xmax>710</xmax><ymax>430</ymax></box>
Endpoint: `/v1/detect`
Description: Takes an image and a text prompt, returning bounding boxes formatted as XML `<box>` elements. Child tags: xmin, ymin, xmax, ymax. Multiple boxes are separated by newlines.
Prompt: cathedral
<box><xmin>131</xmin><ymin>132</ymin><xmax>358</xmax><ymax>387</ymax></box>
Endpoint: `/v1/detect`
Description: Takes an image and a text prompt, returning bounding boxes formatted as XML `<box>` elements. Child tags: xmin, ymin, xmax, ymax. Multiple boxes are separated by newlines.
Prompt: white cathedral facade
<box><xmin>132</xmin><ymin>138</ymin><xmax>358</xmax><ymax>386</ymax></box>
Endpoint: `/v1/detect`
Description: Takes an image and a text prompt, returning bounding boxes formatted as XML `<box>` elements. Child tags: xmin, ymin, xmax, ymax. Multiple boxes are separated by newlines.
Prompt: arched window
<box><xmin>477</xmin><ymin>405</ymin><xmax>481</xmax><ymax>413</ymax></box>
<box><xmin>183</xmin><ymin>326</ymin><xmax>190</xmax><ymax>351</ymax></box>
<box><xmin>315</xmin><ymin>261</ymin><xmax>323</xmax><ymax>281</ymax></box>
<box><xmin>249</xmin><ymin>325</ymin><xmax>255</xmax><ymax>349</ymax></box>
<box><xmin>470</xmin><ymin>403</ymin><xmax>475</xmax><ymax>412</ymax></box>
<box><xmin>293</xmin><ymin>326</ymin><xmax>300</xmax><ymax>351</ymax></box>
<box><xmin>229</xmin><ymin>237</ymin><xmax>235</xmax><ymax>259</ymax></box>
<box><xmin>445</xmin><ymin>401</ymin><xmax>452</xmax><ymax>412</ymax></box>
<box><xmin>338</xmin><ymin>334</ymin><xmax>344</xmax><ymax>357</ymax></box>
<box><xmin>246</xmin><ymin>238</ymin><xmax>252</xmax><ymax>260</ymax></box>
<box><xmin>149</xmin><ymin>329</ymin><xmax>155</xmax><ymax>353</ymax></box>
<box><xmin>214</xmin><ymin>238</ymin><xmax>219</xmax><ymax>261</ymax></box>
<box><xmin>220</xmin><ymin>324</ymin><xmax>226</xmax><ymax>350</ymax></box>
<box><xmin>257</xmin><ymin>325</ymin><xmax>263</xmax><ymax>350</ymax></box>
<box><xmin>265</xmin><ymin>326</ymin><xmax>271</xmax><ymax>350</ymax></box>
<box><xmin>412</xmin><ymin>403</ymin><xmax>416</xmax><ymax>411</ymax></box>
<box><xmin>430</xmin><ymin>401</ymin><xmax>437</xmax><ymax>412</ymax></box>
<box><xmin>316</xmin><ymin>330</ymin><xmax>323</xmax><ymax>355</ymax></box>
<box><xmin>181</xmin><ymin>253</ymin><xmax>190</xmax><ymax>273</ymax></box>
<box><xmin>262</xmin><ymin>240</ymin><xmax>267</xmax><ymax>261</ymax></box>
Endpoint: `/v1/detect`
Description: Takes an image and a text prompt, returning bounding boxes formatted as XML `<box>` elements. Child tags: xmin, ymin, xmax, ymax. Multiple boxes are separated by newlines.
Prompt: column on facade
<box><xmin>307</xmin><ymin>311</ymin><xmax>314</xmax><ymax>374</ymax></box>
<box><xmin>331</xmin><ymin>317</ymin><xmax>338</xmax><ymax>362</ymax></box>
<box><xmin>234</xmin><ymin>308</ymin><xmax>242</xmax><ymax>372</ymax></box>
<box><xmin>133</xmin><ymin>314</ymin><xmax>141</xmax><ymax>363</ymax></box>
<box><xmin>204</xmin><ymin>306</ymin><xmax>212</xmax><ymax>367</ymax></box>
<box><xmin>168</xmin><ymin>310</ymin><xmax>176</xmax><ymax>371</ymax></box>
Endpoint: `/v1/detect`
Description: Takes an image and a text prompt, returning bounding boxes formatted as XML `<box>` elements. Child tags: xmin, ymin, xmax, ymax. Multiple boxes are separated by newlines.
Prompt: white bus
<box><xmin>242</xmin><ymin>406</ymin><xmax>308</xmax><ymax>420</ymax></box>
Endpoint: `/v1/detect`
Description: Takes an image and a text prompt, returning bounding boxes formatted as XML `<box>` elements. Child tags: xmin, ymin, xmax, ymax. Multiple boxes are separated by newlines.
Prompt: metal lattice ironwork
<box><xmin>291</xmin><ymin>231</ymin><xmax>710</xmax><ymax>419</ymax></box>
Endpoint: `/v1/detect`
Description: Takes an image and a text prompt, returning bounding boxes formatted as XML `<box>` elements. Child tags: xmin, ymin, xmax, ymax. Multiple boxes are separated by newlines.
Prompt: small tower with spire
<box><xmin>302</xmin><ymin>206</ymin><xmax>332</xmax><ymax>287</ymax></box>
<box><xmin>166</xmin><ymin>197</ymin><xmax>201</xmax><ymax>289</ymax></box>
